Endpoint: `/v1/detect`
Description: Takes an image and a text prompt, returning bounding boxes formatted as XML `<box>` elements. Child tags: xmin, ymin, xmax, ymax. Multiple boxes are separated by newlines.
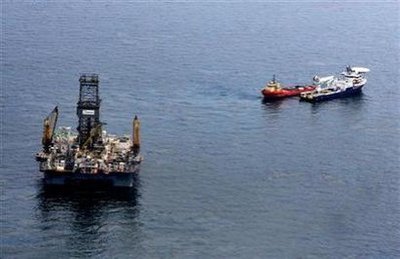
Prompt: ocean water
<box><xmin>1</xmin><ymin>1</ymin><xmax>399</xmax><ymax>258</ymax></box>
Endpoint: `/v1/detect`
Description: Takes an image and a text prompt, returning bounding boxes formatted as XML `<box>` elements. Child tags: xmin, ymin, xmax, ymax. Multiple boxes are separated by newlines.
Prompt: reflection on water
<box><xmin>261</xmin><ymin>97</ymin><xmax>292</xmax><ymax>123</ymax></box>
<box><xmin>309</xmin><ymin>92</ymin><xmax>366</xmax><ymax>114</ymax></box>
<box><xmin>261</xmin><ymin>98</ymin><xmax>286</xmax><ymax>117</ymax></box>
<box><xmin>35</xmin><ymin>182</ymin><xmax>141</xmax><ymax>257</ymax></box>
<box><xmin>36</xmin><ymin>183</ymin><xmax>140</xmax><ymax>211</ymax></box>
<box><xmin>261</xmin><ymin>97</ymin><xmax>285</xmax><ymax>108</ymax></box>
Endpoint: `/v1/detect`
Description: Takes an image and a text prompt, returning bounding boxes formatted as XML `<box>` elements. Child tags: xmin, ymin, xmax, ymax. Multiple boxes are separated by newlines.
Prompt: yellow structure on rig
<box><xmin>132</xmin><ymin>115</ymin><xmax>141</xmax><ymax>154</ymax></box>
<box><xmin>41</xmin><ymin>106</ymin><xmax>58</xmax><ymax>151</ymax></box>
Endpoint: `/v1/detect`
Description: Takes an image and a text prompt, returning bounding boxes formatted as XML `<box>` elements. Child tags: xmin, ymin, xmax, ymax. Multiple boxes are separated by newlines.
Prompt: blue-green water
<box><xmin>2</xmin><ymin>1</ymin><xmax>399</xmax><ymax>258</ymax></box>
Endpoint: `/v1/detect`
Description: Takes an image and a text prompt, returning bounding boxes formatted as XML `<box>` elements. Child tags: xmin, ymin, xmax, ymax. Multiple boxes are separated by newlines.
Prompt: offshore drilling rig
<box><xmin>35</xmin><ymin>74</ymin><xmax>143</xmax><ymax>187</ymax></box>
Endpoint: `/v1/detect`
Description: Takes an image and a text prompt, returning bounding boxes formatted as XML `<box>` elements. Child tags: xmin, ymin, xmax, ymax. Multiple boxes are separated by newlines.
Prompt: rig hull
<box><xmin>43</xmin><ymin>169</ymin><xmax>140</xmax><ymax>188</ymax></box>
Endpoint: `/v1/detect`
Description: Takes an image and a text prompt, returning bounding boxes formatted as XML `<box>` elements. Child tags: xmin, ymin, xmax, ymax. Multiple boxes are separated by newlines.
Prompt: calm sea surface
<box><xmin>2</xmin><ymin>1</ymin><xmax>399</xmax><ymax>258</ymax></box>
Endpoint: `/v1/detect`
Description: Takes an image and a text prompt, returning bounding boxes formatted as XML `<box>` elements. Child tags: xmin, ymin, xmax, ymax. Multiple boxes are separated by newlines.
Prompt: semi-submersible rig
<box><xmin>35</xmin><ymin>74</ymin><xmax>143</xmax><ymax>187</ymax></box>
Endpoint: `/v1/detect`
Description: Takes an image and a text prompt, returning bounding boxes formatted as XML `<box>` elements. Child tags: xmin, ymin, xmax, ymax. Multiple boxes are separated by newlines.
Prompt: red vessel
<box><xmin>261</xmin><ymin>75</ymin><xmax>315</xmax><ymax>99</ymax></box>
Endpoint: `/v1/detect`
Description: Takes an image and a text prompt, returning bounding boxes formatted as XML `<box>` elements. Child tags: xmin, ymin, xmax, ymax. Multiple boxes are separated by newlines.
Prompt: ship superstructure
<box><xmin>36</xmin><ymin>74</ymin><xmax>143</xmax><ymax>187</ymax></box>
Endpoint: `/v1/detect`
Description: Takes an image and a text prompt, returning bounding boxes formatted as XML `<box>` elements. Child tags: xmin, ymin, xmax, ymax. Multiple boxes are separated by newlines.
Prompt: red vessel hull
<box><xmin>261</xmin><ymin>85</ymin><xmax>315</xmax><ymax>99</ymax></box>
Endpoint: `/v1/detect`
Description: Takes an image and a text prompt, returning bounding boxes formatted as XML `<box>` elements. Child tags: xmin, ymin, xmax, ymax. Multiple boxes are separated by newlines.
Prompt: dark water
<box><xmin>2</xmin><ymin>1</ymin><xmax>399</xmax><ymax>258</ymax></box>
